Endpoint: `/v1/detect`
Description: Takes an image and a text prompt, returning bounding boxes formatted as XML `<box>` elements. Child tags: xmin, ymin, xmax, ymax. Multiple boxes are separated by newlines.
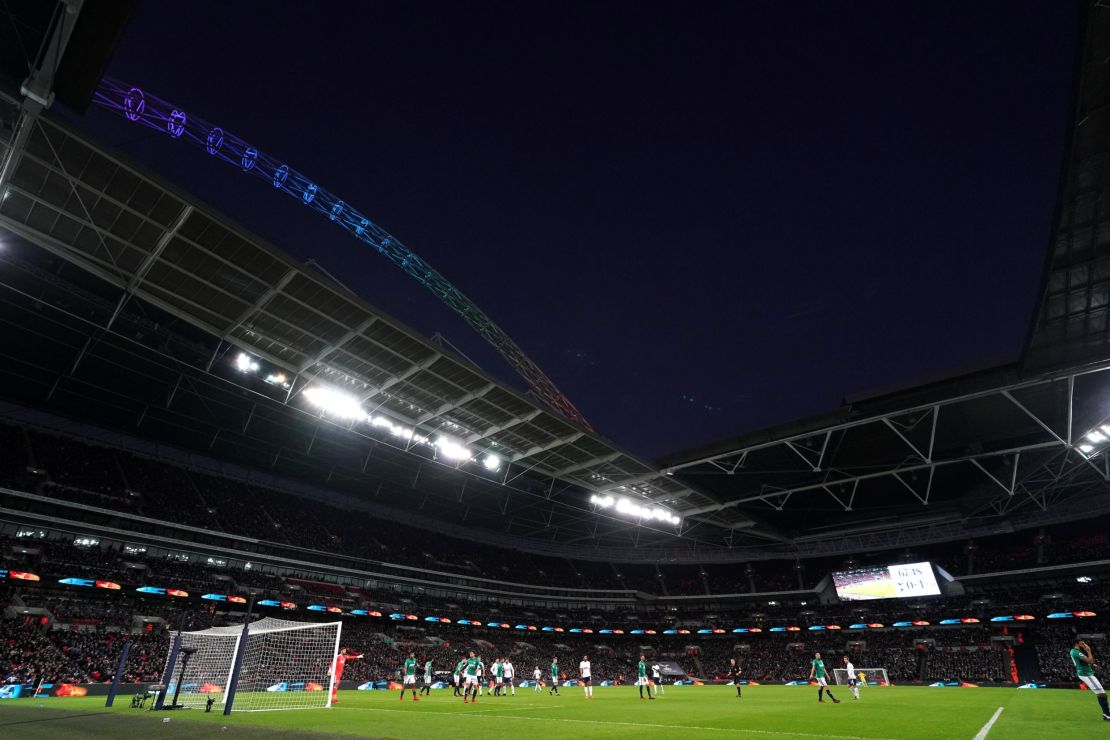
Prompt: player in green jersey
<box><xmin>419</xmin><ymin>659</ymin><xmax>433</xmax><ymax>696</ymax></box>
<box><xmin>637</xmin><ymin>655</ymin><xmax>654</xmax><ymax>700</ymax></box>
<box><xmin>492</xmin><ymin>659</ymin><xmax>504</xmax><ymax>696</ymax></box>
<box><xmin>549</xmin><ymin>657</ymin><xmax>561</xmax><ymax>695</ymax></box>
<box><xmin>1071</xmin><ymin>638</ymin><xmax>1110</xmax><ymax>721</ymax></box>
<box><xmin>809</xmin><ymin>651</ymin><xmax>839</xmax><ymax>703</ymax></box>
<box><xmin>400</xmin><ymin>651</ymin><xmax>419</xmax><ymax>702</ymax></box>
<box><xmin>462</xmin><ymin>651</ymin><xmax>483</xmax><ymax>704</ymax></box>
<box><xmin>453</xmin><ymin>657</ymin><xmax>466</xmax><ymax>696</ymax></box>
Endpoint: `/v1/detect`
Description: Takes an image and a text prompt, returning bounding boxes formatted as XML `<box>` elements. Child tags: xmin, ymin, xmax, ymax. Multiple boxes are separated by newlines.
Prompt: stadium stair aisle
<box><xmin>1011</xmin><ymin>644</ymin><xmax>1041</xmax><ymax>683</ymax></box>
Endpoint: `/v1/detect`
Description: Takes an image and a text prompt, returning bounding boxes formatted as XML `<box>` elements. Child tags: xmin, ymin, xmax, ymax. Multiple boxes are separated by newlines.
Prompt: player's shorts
<box><xmin>815</xmin><ymin>676</ymin><xmax>828</xmax><ymax>687</ymax></box>
<box><xmin>424</xmin><ymin>676</ymin><xmax>433</xmax><ymax>685</ymax></box>
<box><xmin>636</xmin><ymin>676</ymin><xmax>648</xmax><ymax>686</ymax></box>
<box><xmin>847</xmin><ymin>678</ymin><xmax>858</xmax><ymax>687</ymax></box>
<box><xmin>1079</xmin><ymin>675</ymin><xmax>1105</xmax><ymax>693</ymax></box>
<box><xmin>453</xmin><ymin>674</ymin><xmax>460</xmax><ymax>685</ymax></box>
<box><xmin>403</xmin><ymin>675</ymin><xmax>416</xmax><ymax>685</ymax></box>
<box><xmin>550</xmin><ymin>678</ymin><xmax>559</xmax><ymax>686</ymax></box>
<box><xmin>580</xmin><ymin>676</ymin><xmax>591</xmax><ymax>685</ymax></box>
<box><xmin>464</xmin><ymin>674</ymin><xmax>479</xmax><ymax>685</ymax></box>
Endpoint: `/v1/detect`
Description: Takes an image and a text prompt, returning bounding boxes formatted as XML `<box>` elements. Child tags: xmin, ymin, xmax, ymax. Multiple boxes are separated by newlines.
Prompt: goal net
<box><xmin>832</xmin><ymin>667</ymin><xmax>889</xmax><ymax>687</ymax></box>
<box><xmin>163</xmin><ymin>617</ymin><xmax>342</xmax><ymax>712</ymax></box>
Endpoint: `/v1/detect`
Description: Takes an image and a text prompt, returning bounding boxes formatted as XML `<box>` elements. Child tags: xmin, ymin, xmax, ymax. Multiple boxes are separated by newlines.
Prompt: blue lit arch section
<box><xmin>167</xmin><ymin>110</ymin><xmax>186</xmax><ymax>138</ymax></box>
<box><xmin>123</xmin><ymin>88</ymin><xmax>144</xmax><ymax>121</ymax></box>
<box><xmin>205</xmin><ymin>127</ymin><xmax>224</xmax><ymax>155</ymax></box>
<box><xmin>91</xmin><ymin>76</ymin><xmax>594</xmax><ymax>431</ymax></box>
<box><xmin>241</xmin><ymin>147</ymin><xmax>258</xmax><ymax>171</ymax></box>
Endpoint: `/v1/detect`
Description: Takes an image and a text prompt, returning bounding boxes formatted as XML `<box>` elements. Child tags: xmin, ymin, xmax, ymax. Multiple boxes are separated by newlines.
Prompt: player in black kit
<box><xmin>728</xmin><ymin>657</ymin><xmax>742</xmax><ymax>700</ymax></box>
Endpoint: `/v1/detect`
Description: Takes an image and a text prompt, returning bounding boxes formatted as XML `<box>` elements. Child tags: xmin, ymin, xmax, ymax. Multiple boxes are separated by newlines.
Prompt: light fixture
<box><xmin>1077</xmin><ymin>576</ymin><xmax>1093</xmax><ymax>583</ymax></box>
<box><xmin>590</xmin><ymin>494</ymin><xmax>680</xmax><ymax>525</ymax></box>
<box><xmin>482</xmin><ymin>454</ymin><xmax>501</xmax><ymax>472</ymax></box>
<box><xmin>303</xmin><ymin>385</ymin><xmax>367</xmax><ymax>421</ymax></box>
<box><xmin>434</xmin><ymin>437</ymin><xmax>471</xmax><ymax>461</ymax></box>
<box><xmin>234</xmin><ymin>352</ymin><xmax>259</xmax><ymax>373</ymax></box>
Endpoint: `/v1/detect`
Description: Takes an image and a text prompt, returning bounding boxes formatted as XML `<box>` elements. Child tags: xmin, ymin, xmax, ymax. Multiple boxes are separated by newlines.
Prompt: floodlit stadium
<box><xmin>1</xmin><ymin>2</ymin><xmax>1110</xmax><ymax>739</ymax></box>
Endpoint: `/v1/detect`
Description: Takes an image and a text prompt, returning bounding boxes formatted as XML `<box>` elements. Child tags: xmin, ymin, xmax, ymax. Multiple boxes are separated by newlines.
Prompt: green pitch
<box><xmin>0</xmin><ymin>685</ymin><xmax>1102</xmax><ymax>739</ymax></box>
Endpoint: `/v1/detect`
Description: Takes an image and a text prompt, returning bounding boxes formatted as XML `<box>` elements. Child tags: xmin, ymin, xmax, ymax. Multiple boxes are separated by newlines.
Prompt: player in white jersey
<box><xmin>579</xmin><ymin>655</ymin><xmax>593</xmax><ymax>699</ymax></box>
<box><xmin>503</xmin><ymin>659</ymin><xmax>515</xmax><ymax>696</ymax></box>
<box><xmin>533</xmin><ymin>666</ymin><xmax>543</xmax><ymax>692</ymax></box>
<box><xmin>652</xmin><ymin>663</ymin><xmax>665</xmax><ymax>695</ymax></box>
<box><xmin>843</xmin><ymin>656</ymin><xmax>861</xmax><ymax>700</ymax></box>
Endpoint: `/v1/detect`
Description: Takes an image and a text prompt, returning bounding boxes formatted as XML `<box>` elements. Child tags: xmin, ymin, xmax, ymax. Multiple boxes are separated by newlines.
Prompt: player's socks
<box><xmin>1097</xmin><ymin>693</ymin><xmax>1110</xmax><ymax>715</ymax></box>
<box><xmin>736</xmin><ymin>685</ymin><xmax>742</xmax><ymax>699</ymax></box>
<box><xmin>639</xmin><ymin>685</ymin><xmax>644</xmax><ymax>699</ymax></box>
<box><xmin>817</xmin><ymin>688</ymin><xmax>824</xmax><ymax>702</ymax></box>
<box><xmin>826</xmin><ymin>689</ymin><xmax>839</xmax><ymax>703</ymax></box>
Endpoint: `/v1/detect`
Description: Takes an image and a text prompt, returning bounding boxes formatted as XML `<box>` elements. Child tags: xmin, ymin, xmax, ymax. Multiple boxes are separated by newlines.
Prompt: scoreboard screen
<box><xmin>832</xmin><ymin>561</ymin><xmax>941</xmax><ymax>601</ymax></box>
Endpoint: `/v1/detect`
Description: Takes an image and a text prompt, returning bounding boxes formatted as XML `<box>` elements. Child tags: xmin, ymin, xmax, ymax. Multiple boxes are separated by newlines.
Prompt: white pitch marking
<box><xmin>971</xmin><ymin>706</ymin><xmax>1004</xmax><ymax>740</ymax></box>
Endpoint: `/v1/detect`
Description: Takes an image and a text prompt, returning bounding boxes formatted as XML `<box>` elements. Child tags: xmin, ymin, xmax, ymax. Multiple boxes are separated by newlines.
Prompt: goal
<box><xmin>161</xmin><ymin>617</ymin><xmax>342</xmax><ymax>712</ymax></box>
<box><xmin>832</xmin><ymin>667</ymin><xmax>889</xmax><ymax>687</ymax></box>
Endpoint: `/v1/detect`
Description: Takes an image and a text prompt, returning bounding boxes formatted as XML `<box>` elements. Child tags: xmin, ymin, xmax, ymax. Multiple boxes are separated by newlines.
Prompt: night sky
<box><xmin>73</xmin><ymin>1</ymin><xmax>1079</xmax><ymax>459</ymax></box>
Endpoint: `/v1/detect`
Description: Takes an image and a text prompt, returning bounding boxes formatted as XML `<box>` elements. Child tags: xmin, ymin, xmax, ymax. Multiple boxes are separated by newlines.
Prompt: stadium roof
<box><xmin>2</xmin><ymin>1</ymin><xmax>1109</xmax><ymax>563</ymax></box>
<box><xmin>660</xmin><ymin>1</ymin><xmax>1110</xmax><ymax>554</ymax></box>
<box><xmin>0</xmin><ymin>82</ymin><xmax>784</xmax><ymax>556</ymax></box>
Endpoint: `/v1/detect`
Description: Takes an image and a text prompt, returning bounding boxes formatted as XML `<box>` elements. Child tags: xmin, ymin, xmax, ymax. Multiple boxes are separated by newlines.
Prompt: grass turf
<box><xmin>0</xmin><ymin>684</ymin><xmax>1104</xmax><ymax>739</ymax></box>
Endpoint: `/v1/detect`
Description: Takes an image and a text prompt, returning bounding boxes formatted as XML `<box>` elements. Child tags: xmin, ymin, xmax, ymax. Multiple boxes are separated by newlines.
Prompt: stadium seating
<box><xmin>4</xmin><ymin>422</ymin><xmax>1108</xmax><ymax>599</ymax></box>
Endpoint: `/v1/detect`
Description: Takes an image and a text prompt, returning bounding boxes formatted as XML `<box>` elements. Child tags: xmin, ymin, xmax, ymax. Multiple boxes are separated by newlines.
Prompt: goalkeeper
<box><xmin>329</xmin><ymin>648</ymin><xmax>362</xmax><ymax>706</ymax></box>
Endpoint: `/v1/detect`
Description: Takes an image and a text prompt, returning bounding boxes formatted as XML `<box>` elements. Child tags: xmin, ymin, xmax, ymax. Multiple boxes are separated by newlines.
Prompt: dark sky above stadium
<box><xmin>80</xmin><ymin>1</ymin><xmax>1079</xmax><ymax>459</ymax></box>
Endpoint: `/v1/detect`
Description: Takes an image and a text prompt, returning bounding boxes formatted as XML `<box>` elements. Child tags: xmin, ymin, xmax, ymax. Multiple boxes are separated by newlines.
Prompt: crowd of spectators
<box><xmin>2</xmin><ymin>590</ymin><xmax>1053</xmax><ymax>688</ymax></box>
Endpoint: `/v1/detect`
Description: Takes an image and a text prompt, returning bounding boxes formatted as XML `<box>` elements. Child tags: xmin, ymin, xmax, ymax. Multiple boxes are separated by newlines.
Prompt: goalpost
<box><xmin>832</xmin><ymin>667</ymin><xmax>889</xmax><ymax>687</ymax></box>
<box><xmin>162</xmin><ymin>617</ymin><xmax>342</xmax><ymax>712</ymax></box>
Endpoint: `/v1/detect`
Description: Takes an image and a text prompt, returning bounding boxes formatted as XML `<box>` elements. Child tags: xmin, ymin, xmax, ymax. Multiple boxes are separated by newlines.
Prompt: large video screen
<box><xmin>832</xmin><ymin>561</ymin><xmax>941</xmax><ymax>601</ymax></box>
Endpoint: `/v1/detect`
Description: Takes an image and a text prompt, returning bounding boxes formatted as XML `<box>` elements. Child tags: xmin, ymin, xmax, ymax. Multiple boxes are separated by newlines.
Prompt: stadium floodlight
<box><xmin>590</xmin><ymin>494</ymin><xmax>615</xmax><ymax>508</ymax></box>
<box><xmin>234</xmin><ymin>352</ymin><xmax>260</xmax><ymax>373</ymax></box>
<box><xmin>1077</xmin><ymin>420</ymin><xmax>1110</xmax><ymax>457</ymax></box>
<box><xmin>366</xmin><ymin>415</ymin><xmax>430</xmax><ymax>446</ymax></box>
<box><xmin>1077</xmin><ymin>576</ymin><xmax>1093</xmax><ymax>583</ymax></box>
<box><xmin>434</xmin><ymin>436</ymin><xmax>471</xmax><ymax>461</ymax></box>
<box><xmin>590</xmin><ymin>494</ymin><xmax>679</xmax><ymax>524</ymax></box>
<box><xmin>482</xmin><ymin>453</ymin><xmax>501</xmax><ymax>472</ymax></box>
<box><xmin>264</xmin><ymin>373</ymin><xmax>288</xmax><ymax>387</ymax></box>
<box><xmin>303</xmin><ymin>385</ymin><xmax>368</xmax><ymax>422</ymax></box>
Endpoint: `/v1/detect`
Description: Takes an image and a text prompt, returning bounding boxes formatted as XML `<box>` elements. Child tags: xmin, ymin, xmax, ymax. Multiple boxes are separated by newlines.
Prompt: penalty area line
<box><xmin>971</xmin><ymin>706</ymin><xmax>1004</xmax><ymax>740</ymax></box>
<box><xmin>345</xmin><ymin>706</ymin><xmax>895</xmax><ymax>739</ymax></box>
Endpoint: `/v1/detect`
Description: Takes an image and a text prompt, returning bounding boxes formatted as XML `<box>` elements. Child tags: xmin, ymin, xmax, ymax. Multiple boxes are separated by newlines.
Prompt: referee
<box><xmin>728</xmin><ymin>657</ymin><xmax>742</xmax><ymax>700</ymax></box>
